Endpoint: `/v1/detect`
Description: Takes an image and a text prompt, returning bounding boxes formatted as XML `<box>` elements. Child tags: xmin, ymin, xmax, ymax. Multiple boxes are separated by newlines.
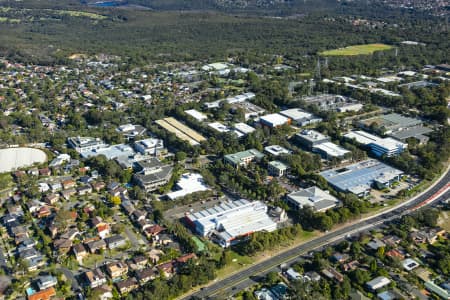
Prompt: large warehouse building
<box><xmin>185</xmin><ymin>199</ymin><xmax>277</xmax><ymax>247</ymax></box>
<box><xmin>319</xmin><ymin>159</ymin><xmax>403</xmax><ymax>197</ymax></box>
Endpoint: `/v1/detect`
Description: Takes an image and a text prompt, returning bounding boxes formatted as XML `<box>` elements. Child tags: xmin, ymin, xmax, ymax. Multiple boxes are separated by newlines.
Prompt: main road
<box><xmin>183</xmin><ymin>168</ymin><xmax>450</xmax><ymax>300</ymax></box>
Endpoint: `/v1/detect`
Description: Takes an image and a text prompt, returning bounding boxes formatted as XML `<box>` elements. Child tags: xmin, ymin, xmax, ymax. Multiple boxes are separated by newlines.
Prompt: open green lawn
<box><xmin>320</xmin><ymin>43</ymin><xmax>393</xmax><ymax>56</ymax></box>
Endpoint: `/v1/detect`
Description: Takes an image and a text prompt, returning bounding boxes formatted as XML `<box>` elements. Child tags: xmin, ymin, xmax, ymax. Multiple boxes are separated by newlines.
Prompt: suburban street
<box><xmin>183</xmin><ymin>168</ymin><xmax>450</xmax><ymax>300</ymax></box>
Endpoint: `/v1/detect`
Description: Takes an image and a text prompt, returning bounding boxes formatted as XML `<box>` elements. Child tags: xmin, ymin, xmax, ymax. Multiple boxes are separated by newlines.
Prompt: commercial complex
<box><xmin>155</xmin><ymin>117</ymin><xmax>206</xmax><ymax>146</ymax></box>
<box><xmin>264</xmin><ymin>145</ymin><xmax>292</xmax><ymax>157</ymax></box>
<box><xmin>286</xmin><ymin>186</ymin><xmax>340</xmax><ymax>212</ymax></box>
<box><xmin>279</xmin><ymin>108</ymin><xmax>322</xmax><ymax>126</ymax></box>
<box><xmin>224</xmin><ymin>149</ymin><xmax>264</xmax><ymax>168</ymax></box>
<box><xmin>296</xmin><ymin>130</ymin><xmax>349</xmax><ymax>159</ymax></box>
<box><xmin>268</xmin><ymin>160</ymin><xmax>289</xmax><ymax>177</ymax></box>
<box><xmin>320</xmin><ymin>159</ymin><xmax>404</xmax><ymax>197</ymax></box>
<box><xmin>67</xmin><ymin>137</ymin><xmax>107</xmax><ymax>153</ymax></box>
<box><xmin>80</xmin><ymin>144</ymin><xmax>135</xmax><ymax>160</ymax></box>
<box><xmin>344</xmin><ymin>130</ymin><xmax>407</xmax><ymax>157</ymax></box>
<box><xmin>133</xmin><ymin>158</ymin><xmax>173</xmax><ymax>192</ymax></box>
<box><xmin>134</xmin><ymin>138</ymin><xmax>165</xmax><ymax>156</ymax></box>
<box><xmin>185</xmin><ymin>199</ymin><xmax>277</xmax><ymax>247</ymax></box>
<box><xmin>296</xmin><ymin>130</ymin><xmax>330</xmax><ymax>149</ymax></box>
<box><xmin>115</xmin><ymin>124</ymin><xmax>146</xmax><ymax>140</ymax></box>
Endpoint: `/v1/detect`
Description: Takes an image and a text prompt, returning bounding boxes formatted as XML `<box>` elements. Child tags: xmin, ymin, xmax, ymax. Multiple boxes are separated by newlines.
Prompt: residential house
<box><xmin>53</xmin><ymin>238</ymin><xmax>72</xmax><ymax>254</ymax></box>
<box><xmin>38</xmin><ymin>168</ymin><xmax>51</xmax><ymax>176</ymax></box>
<box><xmin>322</xmin><ymin>267</ymin><xmax>344</xmax><ymax>283</ymax></box>
<box><xmin>27</xmin><ymin>287</ymin><xmax>56</xmax><ymax>300</ymax></box>
<box><xmin>36</xmin><ymin>275</ymin><xmax>58</xmax><ymax>291</ymax></box>
<box><xmin>77</xmin><ymin>185</ymin><xmax>92</xmax><ymax>196</ymax></box>
<box><xmin>105</xmin><ymin>261</ymin><xmax>128</xmax><ymax>279</ymax></box>
<box><xmin>44</xmin><ymin>194</ymin><xmax>59</xmax><ymax>205</ymax></box>
<box><xmin>115</xmin><ymin>277</ymin><xmax>139</xmax><ymax>295</ymax></box>
<box><xmin>410</xmin><ymin>228</ymin><xmax>446</xmax><ymax>244</ymax></box>
<box><xmin>83</xmin><ymin>269</ymin><xmax>107</xmax><ymax>289</ymax></box>
<box><xmin>61</xmin><ymin>179</ymin><xmax>76</xmax><ymax>190</ymax></box>
<box><xmin>157</xmin><ymin>262</ymin><xmax>175</xmax><ymax>278</ymax></box>
<box><xmin>72</xmin><ymin>243</ymin><xmax>88</xmax><ymax>262</ymax></box>
<box><xmin>86</xmin><ymin>239</ymin><xmax>107</xmax><ymax>254</ymax></box>
<box><xmin>135</xmin><ymin>267</ymin><xmax>157</xmax><ymax>284</ymax></box>
<box><xmin>104</xmin><ymin>235</ymin><xmax>127</xmax><ymax>249</ymax></box>
<box><xmin>91</xmin><ymin>285</ymin><xmax>113</xmax><ymax>300</ymax></box>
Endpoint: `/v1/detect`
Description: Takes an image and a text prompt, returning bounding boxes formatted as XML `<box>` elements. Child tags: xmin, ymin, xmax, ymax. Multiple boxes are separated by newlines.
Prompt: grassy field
<box><xmin>320</xmin><ymin>43</ymin><xmax>393</xmax><ymax>56</ymax></box>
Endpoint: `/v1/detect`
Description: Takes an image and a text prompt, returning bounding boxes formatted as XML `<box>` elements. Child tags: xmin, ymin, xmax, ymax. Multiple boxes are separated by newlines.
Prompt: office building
<box><xmin>224</xmin><ymin>149</ymin><xmax>264</xmax><ymax>168</ymax></box>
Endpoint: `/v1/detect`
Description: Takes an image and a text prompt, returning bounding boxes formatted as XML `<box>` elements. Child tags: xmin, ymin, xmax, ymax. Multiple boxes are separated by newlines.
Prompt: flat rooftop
<box><xmin>81</xmin><ymin>144</ymin><xmax>135</xmax><ymax>159</ymax></box>
<box><xmin>320</xmin><ymin>159</ymin><xmax>403</xmax><ymax>192</ymax></box>
<box><xmin>166</xmin><ymin>173</ymin><xmax>210</xmax><ymax>200</ymax></box>
<box><xmin>260</xmin><ymin>113</ymin><xmax>289</xmax><ymax>126</ymax></box>
<box><xmin>296</xmin><ymin>130</ymin><xmax>329</xmax><ymax>143</ymax></box>
<box><xmin>265</xmin><ymin>145</ymin><xmax>292</xmax><ymax>156</ymax></box>
<box><xmin>233</xmin><ymin>123</ymin><xmax>256</xmax><ymax>135</ymax></box>
<box><xmin>313</xmin><ymin>142</ymin><xmax>350</xmax><ymax>157</ymax></box>
<box><xmin>155</xmin><ymin>117</ymin><xmax>206</xmax><ymax>146</ymax></box>
<box><xmin>185</xmin><ymin>109</ymin><xmax>207</xmax><ymax>122</ymax></box>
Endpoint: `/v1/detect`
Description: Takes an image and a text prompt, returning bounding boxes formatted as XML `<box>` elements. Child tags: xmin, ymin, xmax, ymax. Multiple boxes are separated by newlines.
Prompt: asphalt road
<box><xmin>184</xmin><ymin>169</ymin><xmax>450</xmax><ymax>300</ymax></box>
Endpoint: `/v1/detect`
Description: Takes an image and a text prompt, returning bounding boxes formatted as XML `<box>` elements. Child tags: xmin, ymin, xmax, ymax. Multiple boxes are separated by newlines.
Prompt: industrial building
<box><xmin>344</xmin><ymin>130</ymin><xmax>407</xmax><ymax>157</ymax></box>
<box><xmin>208</xmin><ymin>122</ymin><xmax>230</xmax><ymax>133</ymax></box>
<box><xmin>279</xmin><ymin>108</ymin><xmax>322</xmax><ymax>126</ymax></box>
<box><xmin>185</xmin><ymin>109</ymin><xmax>208</xmax><ymax>122</ymax></box>
<box><xmin>230</xmin><ymin>101</ymin><xmax>266</xmax><ymax>120</ymax></box>
<box><xmin>233</xmin><ymin>123</ymin><xmax>256</xmax><ymax>136</ymax></box>
<box><xmin>286</xmin><ymin>186</ymin><xmax>340</xmax><ymax>212</ymax></box>
<box><xmin>166</xmin><ymin>173</ymin><xmax>210</xmax><ymax>200</ymax></box>
<box><xmin>301</xmin><ymin>94</ymin><xmax>363</xmax><ymax>112</ymax></box>
<box><xmin>203</xmin><ymin>92</ymin><xmax>256</xmax><ymax>110</ymax></box>
<box><xmin>224</xmin><ymin>149</ymin><xmax>264</xmax><ymax>168</ymax></box>
<box><xmin>388</xmin><ymin>126</ymin><xmax>433</xmax><ymax>144</ymax></box>
<box><xmin>259</xmin><ymin>113</ymin><xmax>291</xmax><ymax>128</ymax></box>
<box><xmin>358</xmin><ymin>113</ymin><xmax>423</xmax><ymax>135</ymax></box>
<box><xmin>185</xmin><ymin>199</ymin><xmax>277</xmax><ymax>247</ymax></box>
<box><xmin>155</xmin><ymin>117</ymin><xmax>206</xmax><ymax>146</ymax></box>
<box><xmin>319</xmin><ymin>159</ymin><xmax>404</xmax><ymax>197</ymax></box>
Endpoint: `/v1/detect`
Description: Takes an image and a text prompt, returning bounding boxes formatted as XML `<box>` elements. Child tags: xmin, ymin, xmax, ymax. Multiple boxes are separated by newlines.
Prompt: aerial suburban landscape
<box><xmin>0</xmin><ymin>0</ymin><xmax>448</xmax><ymax>299</ymax></box>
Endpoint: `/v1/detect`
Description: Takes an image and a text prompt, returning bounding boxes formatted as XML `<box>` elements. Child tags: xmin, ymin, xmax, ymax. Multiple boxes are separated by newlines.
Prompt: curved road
<box><xmin>184</xmin><ymin>169</ymin><xmax>450</xmax><ymax>300</ymax></box>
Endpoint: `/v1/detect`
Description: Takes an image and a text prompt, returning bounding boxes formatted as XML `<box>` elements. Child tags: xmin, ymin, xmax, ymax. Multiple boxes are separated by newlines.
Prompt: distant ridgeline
<box><xmin>83</xmin><ymin>0</ymin><xmax>128</xmax><ymax>7</ymax></box>
<box><xmin>82</xmin><ymin>0</ymin><xmax>339</xmax><ymax>12</ymax></box>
